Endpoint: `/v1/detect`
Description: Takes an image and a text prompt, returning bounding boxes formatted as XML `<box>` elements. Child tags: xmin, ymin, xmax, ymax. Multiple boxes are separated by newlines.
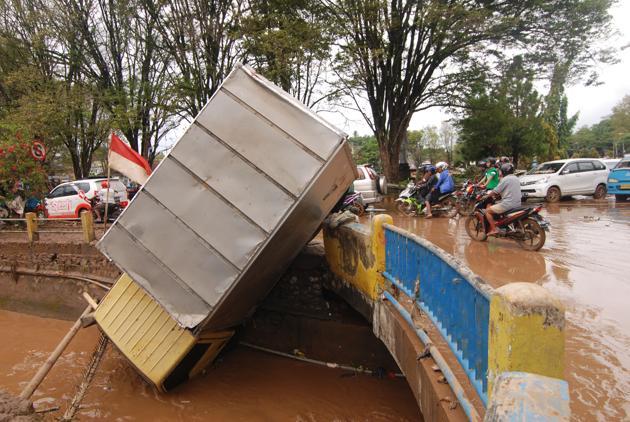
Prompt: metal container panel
<box><xmin>98</xmin><ymin>64</ymin><xmax>355</xmax><ymax>330</ymax></box>
<box><xmin>223</xmin><ymin>69</ymin><xmax>343</xmax><ymax>160</ymax></box>
<box><xmin>146</xmin><ymin>157</ymin><xmax>266</xmax><ymax>268</ymax></box>
<box><xmin>196</xmin><ymin>91</ymin><xmax>323</xmax><ymax>196</ymax></box>
<box><xmin>99</xmin><ymin>225</ymin><xmax>211</xmax><ymax>327</ymax></box>
<box><xmin>169</xmin><ymin>124</ymin><xmax>293</xmax><ymax>233</ymax></box>
<box><xmin>204</xmin><ymin>143</ymin><xmax>356</xmax><ymax>329</ymax></box>
<box><xmin>112</xmin><ymin>192</ymin><xmax>239</xmax><ymax>305</ymax></box>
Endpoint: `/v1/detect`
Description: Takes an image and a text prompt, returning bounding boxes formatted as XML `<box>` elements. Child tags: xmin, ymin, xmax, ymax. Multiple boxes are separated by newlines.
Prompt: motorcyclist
<box><xmin>478</xmin><ymin>157</ymin><xmax>499</xmax><ymax>190</ymax></box>
<box><xmin>485</xmin><ymin>163</ymin><xmax>522</xmax><ymax>236</ymax></box>
<box><xmin>94</xmin><ymin>181</ymin><xmax>117</xmax><ymax>222</ymax></box>
<box><xmin>414</xmin><ymin>165</ymin><xmax>437</xmax><ymax>203</ymax></box>
<box><xmin>425</xmin><ymin>162</ymin><xmax>454</xmax><ymax>218</ymax></box>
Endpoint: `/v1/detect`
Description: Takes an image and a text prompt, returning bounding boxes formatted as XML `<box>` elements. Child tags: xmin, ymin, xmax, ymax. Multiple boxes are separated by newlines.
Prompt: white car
<box><xmin>353</xmin><ymin>165</ymin><xmax>387</xmax><ymax>204</ymax></box>
<box><xmin>603</xmin><ymin>158</ymin><xmax>620</xmax><ymax>170</ymax></box>
<box><xmin>520</xmin><ymin>158</ymin><xmax>609</xmax><ymax>202</ymax></box>
<box><xmin>45</xmin><ymin>178</ymin><xmax>129</xmax><ymax>218</ymax></box>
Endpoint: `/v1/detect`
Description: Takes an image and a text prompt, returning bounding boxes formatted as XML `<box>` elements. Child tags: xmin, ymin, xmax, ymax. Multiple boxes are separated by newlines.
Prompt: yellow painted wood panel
<box><xmin>95</xmin><ymin>273</ymin><xmax>196</xmax><ymax>387</ymax></box>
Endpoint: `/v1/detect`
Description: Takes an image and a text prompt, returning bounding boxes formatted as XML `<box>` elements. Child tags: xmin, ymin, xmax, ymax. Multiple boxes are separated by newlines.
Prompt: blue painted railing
<box><xmin>382</xmin><ymin>224</ymin><xmax>494</xmax><ymax>404</ymax></box>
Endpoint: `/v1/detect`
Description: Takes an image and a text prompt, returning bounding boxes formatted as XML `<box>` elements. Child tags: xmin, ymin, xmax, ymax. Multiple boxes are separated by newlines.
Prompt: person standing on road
<box><xmin>486</xmin><ymin>163</ymin><xmax>521</xmax><ymax>236</ymax></box>
<box><xmin>94</xmin><ymin>181</ymin><xmax>116</xmax><ymax>222</ymax></box>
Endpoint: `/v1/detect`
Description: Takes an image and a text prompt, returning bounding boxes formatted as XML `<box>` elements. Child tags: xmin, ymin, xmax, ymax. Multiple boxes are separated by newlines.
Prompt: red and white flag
<box><xmin>108</xmin><ymin>132</ymin><xmax>152</xmax><ymax>184</ymax></box>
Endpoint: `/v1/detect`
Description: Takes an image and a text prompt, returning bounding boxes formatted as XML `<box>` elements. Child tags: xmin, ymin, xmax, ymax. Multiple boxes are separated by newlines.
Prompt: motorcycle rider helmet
<box><xmin>435</xmin><ymin>161</ymin><xmax>448</xmax><ymax>170</ymax></box>
<box><xmin>101</xmin><ymin>181</ymin><xmax>109</xmax><ymax>188</ymax></box>
<box><xmin>477</xmin><ymin>159</ymin><xmax>487</xmax><ymax>168</ymax></box>
<box><xmin>428</xmin><ymin>165</ymin><xmax>436</xmax><ymax>174</ymax></box>
<box><xmin>500</xmin><ymin>163</ymin><xmax>515</xmax><ymax>175</ymax></box>
<box><xmin>487</xmin><ymin>157</ymin><xmax>496</xmax><ymax>166</ymax></box>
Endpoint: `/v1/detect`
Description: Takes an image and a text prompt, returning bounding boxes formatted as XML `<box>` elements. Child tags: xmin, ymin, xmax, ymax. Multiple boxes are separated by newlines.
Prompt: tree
<box><xmin>241</xmin><ymin>0</ymin><xmax>339</xmax><ymax>109</ymax></box>
<box><xmin>325</xmin><ymin>0</ymin><xmax>615</xmax><ymax>181</ymax></box>
<box><xmin>407</xmin><ymin>127</ymin><xmax>448</xmax><ymax>166</ymax></box>
<box><xmin>0</xmin><ymin>127</ymin><xmax>48</xmax><ymax>197</ymax></box>
<box><xmin>349</xmin><ymin>133</ymin><xmax>380</xmax><ymax>169</ymax></box>
<box><xmin>53</xmin><ymin>0</ymin><xmax>178</xmax><ymax>164</ymax></box>
<box><xmin>542</xmin><ymin>63</ymin><xmax>578</xmax><ymax>157</ymax></box>
<box><xmin>610</xmin><ymin>95</ymin><xmax>630</xmax><ymax>155</ymax></box>
<box><xmin>439</xmin><ymin>122</ymin><xmax>458</xmax><ymax>164</ymax></box>
<box><xmin>459</xmin><ymin>57</ymin><xmax>545</xmax><ymax>167</ymax></box>
<box><xmin>144</xmin><ymin>0</ymin><xmax>245</xmax><ymax>119</ymax></box>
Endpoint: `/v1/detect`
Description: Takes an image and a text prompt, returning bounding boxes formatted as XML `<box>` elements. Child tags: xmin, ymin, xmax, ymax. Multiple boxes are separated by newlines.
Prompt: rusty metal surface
<box><xmin>98</xmin><ymin>64</ymin><xmax>355</xmax><ymax>329</ymax></box>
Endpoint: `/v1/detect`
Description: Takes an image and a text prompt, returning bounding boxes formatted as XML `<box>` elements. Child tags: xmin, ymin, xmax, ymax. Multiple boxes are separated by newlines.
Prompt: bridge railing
<box><xmin>383</xmin><ymin>224</ymin><xmax>494</xmax><ymax>403</ymax></box>
<box><xmin>323</xmin><ymin>214</ymin><xmax>568</xmax><ymax>420</ymax></box>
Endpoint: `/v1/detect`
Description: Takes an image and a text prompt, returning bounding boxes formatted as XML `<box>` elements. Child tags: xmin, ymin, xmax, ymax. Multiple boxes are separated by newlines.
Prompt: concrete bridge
<box><xmin>324</xmin><ymin>214</ymin><xmax>569</xmax><ymax>421</ymax></box>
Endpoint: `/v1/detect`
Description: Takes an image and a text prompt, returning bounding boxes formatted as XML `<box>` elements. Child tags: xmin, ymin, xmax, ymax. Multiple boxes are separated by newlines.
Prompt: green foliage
<box><xmin>326</xmin><ymin>0</ymin><xmax>615</xmax><ymax>181</ymax></box>
<box><xmin>0</xmin><ymin>127</ymin><xmax>48</xmax><ymax>197</ymax></box>
<box><xmin>568</xmin><ymin>96</ymin><xmax>630</xmax><ymax>158</ymax></box>
<box><xmin>610</xmin><ymin>95</ymin><xmax>630</xmax><ymax>138</ymax></box>
<box><xmin>407</xmin><ymin>128</ymin><xmax>448</xmax><ymax>166</ymax></box>
<box><xmin>458</xmin><ymin>56</ymin><xmax>545</xmax><ymax>167</ymax></box>
<box><xmin>241</xmin><ymin>0</ymin><xmax>336</xmax><ymax>107</ymax></box>
<box><xmin>542</xmin><ymin>121</ymin><xmax>560</xmax><ymax>161</ymax></box>
<box><xmin>349</xmin><ymin>134</ymin><xmax>380</xmax><ymax>170</ymax></box>
<box><xmin>542</xmin><ymin>62</ymin><xmax>578</xmax><ymax>158</ymax></box>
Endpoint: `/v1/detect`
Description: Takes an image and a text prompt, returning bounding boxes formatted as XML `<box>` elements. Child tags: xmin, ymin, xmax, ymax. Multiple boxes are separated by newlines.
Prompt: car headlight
<box><xmin>608</xmin><ymin>178</ymin><xmax>618</xmax><ymax>183</ymax></box>
<box><xmin>521</xmin><ymin>177</ymin><xmax>550</xmax><ymax>186</ymax></box>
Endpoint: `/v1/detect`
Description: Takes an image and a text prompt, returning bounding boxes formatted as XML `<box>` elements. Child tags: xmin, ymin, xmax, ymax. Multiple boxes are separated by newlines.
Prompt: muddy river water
<box><xmin>0</xmin><ymin>310</ymin><xmax>420</xmax><ymax>421</ymax></box>
<box><xmin>368</xmin><ymin>197</ymin><xmax>630</xmax><ymax>421</ymax></box>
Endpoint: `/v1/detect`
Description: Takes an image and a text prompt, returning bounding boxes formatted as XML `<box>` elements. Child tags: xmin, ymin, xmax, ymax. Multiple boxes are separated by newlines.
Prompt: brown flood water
<box><xmin>0</xmin><ymin>310</ymin><xmax>421</xmax><ymax>421</ymax></box>
<box><xmin>368</xmin><ymin>197</ymin><xmax>630</xmax><ymax>421</ymax></box>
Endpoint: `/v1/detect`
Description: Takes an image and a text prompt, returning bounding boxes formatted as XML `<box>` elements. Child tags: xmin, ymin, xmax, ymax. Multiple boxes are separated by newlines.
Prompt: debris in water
<box><xmin>0</xmin><ymin>389</ymin><xmax>41</xmax><ymax>421</ymax></box>
<box><xmin>583</xmin><ymin>216</ymin><xmax>600</xmax><ymax>221</ymax></box>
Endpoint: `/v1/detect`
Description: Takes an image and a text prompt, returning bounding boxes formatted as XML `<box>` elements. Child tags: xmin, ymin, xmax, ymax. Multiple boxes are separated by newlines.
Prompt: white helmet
<box><xmin>436</xmin><ymin>161</ymin><xmax>448</xmax><ymax>170</ymax></box>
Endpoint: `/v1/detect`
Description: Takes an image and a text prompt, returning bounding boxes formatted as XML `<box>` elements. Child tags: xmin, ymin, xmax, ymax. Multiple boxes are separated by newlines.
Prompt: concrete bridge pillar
<box><xmin>488</xmin><ymin>282</ymin><xmax>565</xmax><ymax>398</ymax></box>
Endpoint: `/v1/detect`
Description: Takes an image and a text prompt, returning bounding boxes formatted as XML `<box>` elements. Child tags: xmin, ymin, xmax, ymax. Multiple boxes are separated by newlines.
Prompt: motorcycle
<box><xmin>396</xmin><ymin>184</ymin><xmax>458</xmax><ymax>218</ymax></box>
<box><xmin>395</xmin><ymin>182</ymin><xmax>418</xmax><ymax>215</ymax></box>
<box><xmin>335</xmin><ymin>192</ymin><xmax>365</xmax><ymax>216</ymax></box>
<box><xmin>91</xmin><ymin>197</ymin><xmax>123</xmax><ymax>223</ymax></box>
<box><xmin>464</xmin><ymin>195</ymin><xmax>550</xmax><ymax>251</ymax></box>
<box><xmin>455</xmin><ymin>180</ymin><xmax>484</xmax><ymax>216</ymax></box>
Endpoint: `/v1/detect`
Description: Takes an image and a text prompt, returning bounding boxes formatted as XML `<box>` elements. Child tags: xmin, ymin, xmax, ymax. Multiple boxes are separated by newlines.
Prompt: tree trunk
<box><xmin>377</xmin><ymin>135</ymin><xmax>401</xmax><ymax>182</ymax></box>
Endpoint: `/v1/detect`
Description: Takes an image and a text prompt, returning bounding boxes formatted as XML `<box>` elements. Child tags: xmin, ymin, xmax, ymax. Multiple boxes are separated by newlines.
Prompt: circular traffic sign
<box><xmin>31</xmin><ymin>141</ymin><xmax>46</xmax><ymax>161</ymax></box>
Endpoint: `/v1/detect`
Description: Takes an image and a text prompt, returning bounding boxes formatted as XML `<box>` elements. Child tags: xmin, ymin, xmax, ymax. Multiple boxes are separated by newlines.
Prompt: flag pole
<box><xmin>103</xmin><ymin>132</ymin><xmax>112</xmax><ymax>229</ymax></box>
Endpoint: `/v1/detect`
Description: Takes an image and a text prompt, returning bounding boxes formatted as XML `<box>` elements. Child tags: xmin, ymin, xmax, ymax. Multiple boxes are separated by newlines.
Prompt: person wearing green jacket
<box><xmin>479</xmin><ymin>157</ymin><xmax>499</xmax><ymax>190</ymax></box>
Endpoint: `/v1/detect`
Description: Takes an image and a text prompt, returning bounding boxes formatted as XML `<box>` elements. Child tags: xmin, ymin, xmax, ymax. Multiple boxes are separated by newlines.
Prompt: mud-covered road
<box><xmin>367</xmin><ymin>197</ymin><xmax>630</xmax><ymax>421</ymax></box>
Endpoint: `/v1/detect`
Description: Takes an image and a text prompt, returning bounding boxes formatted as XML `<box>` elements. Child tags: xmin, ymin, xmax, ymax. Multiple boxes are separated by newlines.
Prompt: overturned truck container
<box><xmin>94</xmin><ymin>64</ymin><xmax>357</xmax><ymax>391</ymax></box>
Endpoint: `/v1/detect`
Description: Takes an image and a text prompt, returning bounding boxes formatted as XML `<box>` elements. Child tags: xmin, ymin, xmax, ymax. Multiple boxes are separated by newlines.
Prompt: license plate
<box><xmin>621</xmin><ymin>184</ymin><xmax>630</xmax><ymax>190</ymax></box>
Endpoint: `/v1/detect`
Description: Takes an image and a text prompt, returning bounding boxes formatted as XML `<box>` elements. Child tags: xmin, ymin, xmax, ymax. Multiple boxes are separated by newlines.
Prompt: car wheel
<box><xmin>593</xmin><ymin>184</ymin><xmax>607</xmax><ymax>200</ymax></box>
<box><xmin>615</xmin><ymin>194</ymin><xmax>627</xmax><ymax>202</ymax></box>
<box><xmin>545</xmin><ymin>186</ymin><xmax>561</xmax><ymax>202</ymax></box>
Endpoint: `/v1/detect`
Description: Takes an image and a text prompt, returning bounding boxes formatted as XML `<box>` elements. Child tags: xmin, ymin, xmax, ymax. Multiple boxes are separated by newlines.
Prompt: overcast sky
<box><xmin>323</xmin><ymin>0</ymin><xmax>630</xmax><ymax>136</ymax></box>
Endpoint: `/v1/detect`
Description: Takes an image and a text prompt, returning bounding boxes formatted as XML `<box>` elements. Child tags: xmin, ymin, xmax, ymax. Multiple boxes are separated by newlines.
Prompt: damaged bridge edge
<box><xmin>323</xmin><ymin>214</ymin><xmax>569</xmax><ymax>421</ymax></box>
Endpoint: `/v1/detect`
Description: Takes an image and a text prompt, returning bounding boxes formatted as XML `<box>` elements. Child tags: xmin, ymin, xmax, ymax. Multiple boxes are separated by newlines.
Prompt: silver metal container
<box><xmin>97</xmin><ymin>64</ymin><xmax>356</xmax><ymax>330</ymax></box>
